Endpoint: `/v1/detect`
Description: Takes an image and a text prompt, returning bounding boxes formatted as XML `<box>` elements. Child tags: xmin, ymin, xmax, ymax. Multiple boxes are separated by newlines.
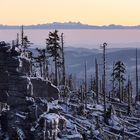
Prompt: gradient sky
<box><xmin>0</xmin><ymin>0</ymin><xmax>140</xmax><ymax>25</ymax></box>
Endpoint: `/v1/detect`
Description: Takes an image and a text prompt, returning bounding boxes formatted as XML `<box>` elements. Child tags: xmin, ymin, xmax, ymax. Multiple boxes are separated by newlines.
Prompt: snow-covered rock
<box><xmin>31</xmin><ymin>78</ymin><xmax>60</xmax><ymax>100</ymax></box>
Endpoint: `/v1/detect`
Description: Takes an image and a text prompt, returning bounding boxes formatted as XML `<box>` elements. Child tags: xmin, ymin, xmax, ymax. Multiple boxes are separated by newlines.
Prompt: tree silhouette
<box><xmin>112</xmin><ymin>61</ymin><xmax>126</xmax><ymax>102</ymax></box>
<box><xmin>46</xmin><ymin>30</ymin><xmax>62</xmax><ymax>86</ymax></box>
<box><xmin>35</xmin><ymin>48</ymin><xmax>48</xmax><ymax>79</ymax></box>
<box><xmin>21</xmin><ymin>26</ymin><xmax>33</xmax><ymax>58</ymax></box>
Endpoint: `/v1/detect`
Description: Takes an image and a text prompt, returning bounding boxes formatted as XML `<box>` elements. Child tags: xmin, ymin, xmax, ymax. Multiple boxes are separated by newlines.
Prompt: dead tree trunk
<box><xmin>112</xmin><ymin>62</ymin><xmax>115</xmax><ymax>98</ymax></box>
<box><xmin>61</xmin><ymin>33</ymin><xmax>66</xmax><ymax>86</ymax></box>
<box><xmin>101</xmin><ymin>43</ymin><xmax>107</xmax><ymax>116</ymax></box>
<box><xmin>54</xmin><ymin>56</ymin><xmax>58</xmax><ymax>86</ymax></box>
<box><xmin>122</xmin><ymin>82</ymin><xmax>124</xmax><ymax>102</ymax></box>
<box><xmin>80</xmin><ymin>85</ymin><xmax>84</xmax><ymax>103</ymax></box>
<box><xmin>16</xmin><ymin>33</ymin><xmax>19</xmax><ymax>48</ymax></box>
<box><xmin>90</xmin><ymin>75</ymin><xmax>93</xmax><ymax>91</ymax></box>
<box><xmin>21</xmin><ymin>25</ymin><xmax>24</xmax><ymax>46</ymax></box>
<box><xmin>127</xmin><ymin>79</ymin><xmax>131</xmax><ymax>115</ymax></box>
<box><xmin>99</xmin><ymin>79</ymin><xmax>102</xmax><ymax>94</ymax></box>
<box><xmin>136</xmin><ymin>48</ymin><xmax>139</xmax><ymax>102</ymax></box>
<box><xmin>95</xmin><ymin>59</ymin><xmax>99</xmax><ymax>104</ymax></box>
<box><xmin>84</xmin><ymin>61</ymin><xmax>87</xmax><ymax>108</ymax></box>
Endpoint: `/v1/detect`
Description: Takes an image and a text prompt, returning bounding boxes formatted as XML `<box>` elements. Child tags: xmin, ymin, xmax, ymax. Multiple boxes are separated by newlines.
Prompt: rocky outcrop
<box><xmin>0</xmin><ymin>42</ymin><xmax>82</xmax><ymax>140</ymax></box>
<box><xmin>0</xmin><ymin>53</ymin><xmax>32</xmax><ymax>107</ymax></box>
<box><xmin>19</xmin><ymin>57</ymin><xmax>31</xmax><ymax>76</ymax></box>
<box><xmin>0</xmin><ymin>43</ymin><xmax>59</xmax><ymax>106</ymax></box>
<box><xmin>31</xmin><ymin>78</ymin><xmax>59</xmax><ymax>101</ymax></box>
<box><xmin>35</xmin><ymin>113</ymin><xmax>61</xmax><ymax>140</ymax></box>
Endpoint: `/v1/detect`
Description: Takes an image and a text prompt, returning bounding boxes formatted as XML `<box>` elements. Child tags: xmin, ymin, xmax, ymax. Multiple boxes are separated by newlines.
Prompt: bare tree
<box><xmin>84</xmin><ymin>61</ymin><xmax>87</xmax><ymax>108</ymax></box>
<box><xmin>136</xmin><ymin>48</ymin><xmax>139</xmax><ymax>102</ymax></box>
<box><xmin>61</xmin><ymin>33</ymin><xmax>66</xmax><ymax>86</ymax></box>
<box><xmin>111</xmin><ymin>62</ymin><xmax>115</xmax><ymax>98</ymax></box>
<box><xmin>101</xmin><ymin>43</ymin><xmax>107</xmax><ymax>116</ymax></box>
<box><xmin>95</xmin><ymin>59</ymin><xmax>99</xmax><ymax>104</ymax></box>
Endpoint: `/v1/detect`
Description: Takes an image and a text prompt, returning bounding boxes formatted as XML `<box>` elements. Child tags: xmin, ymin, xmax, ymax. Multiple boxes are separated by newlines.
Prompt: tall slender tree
<box><xmin>16</xmin><ymin>33</ymin><xmax>19</xmax><ymax>48</ymax></box>
<box><xmin>101</xmin><ymin>43</ymin><xmax>107</xmax><ymax>116</ymax></box>
<box><xmin>61</xmin><ymin>33</ymin><xmax>66</xmax><ymax>86</ymax></box>
<box><xmin>113</xmin><ymin>61</ymin><xmax>126</xmax><ymax>102</ymax></box>
<box><xmin>111</xmin><ymin>62</ymin><xmax>115</xmax><ymax>98</ymax></box>
<box><xmin>136</xmin><ymin>48</ymin><xmax>139</xmax><ymax>102</ymax></box>
<box><xmin>84</xmin><ymin>61</ymin><xmax>87</xmax><ymax>107</ymax></box>
<box><xmin>46</xmin><ymin>30</ymin><xmax>62</xmax><ymax>86</ymax></box>
<box><xmin>127</xmin><ymin>77</ymin><xmax>131</xmax><ymax>115</ymax></box>
<box><xmin>95</xmin><ymin>59</ymin><xmax>99</xmax><ymax>104</ymax></box>
<box><xmin>35</xmin><ymin>48</ymin><xmax>48</xmax><ymax>79</ymax></box>
<box><xmin>20</xmin><ymin>25</ymin><xmax>32</xmax><ymax>57</ymax></box>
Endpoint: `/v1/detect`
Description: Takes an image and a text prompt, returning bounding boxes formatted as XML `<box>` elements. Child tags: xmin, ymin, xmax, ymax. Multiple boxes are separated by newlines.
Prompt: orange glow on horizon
<box><xmin>0</xmin><ymin>0</ymin><xmax>140</xmax><ymax>26</ymax></box>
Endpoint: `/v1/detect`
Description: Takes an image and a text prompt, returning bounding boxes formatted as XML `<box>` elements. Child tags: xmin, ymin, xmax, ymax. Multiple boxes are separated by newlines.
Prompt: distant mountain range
<box><xmin>1</xmin><ymin>22</ymin><xmax>140</xmax><ymax>29</ymax></box>
<box><xmin>64</xmin><ymin>47</ymin><xmax>140</xmax><ymax>91</ymax></box>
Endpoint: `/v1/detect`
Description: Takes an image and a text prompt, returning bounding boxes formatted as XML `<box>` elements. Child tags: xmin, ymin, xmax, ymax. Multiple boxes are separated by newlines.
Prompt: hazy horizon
<box><xmin>1</xmin><ymin>29</ymin><xmax>140</xmax><ymax>49</ymax></box>
<box><xmin>1</xmin><ymin>22</ymin><xmax>140</xmax><ymax>27</ymax></box>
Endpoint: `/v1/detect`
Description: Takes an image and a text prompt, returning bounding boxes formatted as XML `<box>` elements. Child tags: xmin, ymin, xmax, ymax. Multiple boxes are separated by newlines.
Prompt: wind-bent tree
<box><xmin>113</xmin><ymin>61</ymin><xmax>126</xmax><ymax>102</ymax></box>
<box><xmin>46</xmin><ymin>30</ymin><xmax>62</xmax><ymax>86</ymax></box>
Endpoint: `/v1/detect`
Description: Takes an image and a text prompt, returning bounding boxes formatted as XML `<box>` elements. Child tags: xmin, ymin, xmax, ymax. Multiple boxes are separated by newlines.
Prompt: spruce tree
<box><xmin>46</xmin><ymin>30</ymin><xmax>62</xmax><ymax>86</ymax></box>
<box><xmin>113</xmin><ymin>61</ymin><xmax>126</xmax><ymax>102</ymax></box>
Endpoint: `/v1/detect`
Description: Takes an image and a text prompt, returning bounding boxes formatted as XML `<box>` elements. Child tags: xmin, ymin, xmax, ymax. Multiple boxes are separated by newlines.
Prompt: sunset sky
<box><xmin>0</xmin><ymin>0</ymin><xmax>140</xmax><ymax>25</ymax></box>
